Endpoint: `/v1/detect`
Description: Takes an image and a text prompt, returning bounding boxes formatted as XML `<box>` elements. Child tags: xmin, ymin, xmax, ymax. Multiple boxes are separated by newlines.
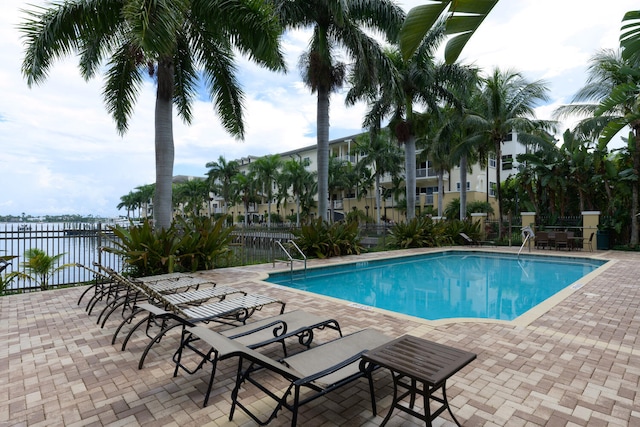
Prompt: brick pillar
<box><xmin>521</xmin><ymin>212</ymin><xmax>536</xmax><ymax>232</ymax></box>
<box><xmin>582</xmin><ymin>211</ymin><xmax>600</xmax><ymax>251</ymax></box>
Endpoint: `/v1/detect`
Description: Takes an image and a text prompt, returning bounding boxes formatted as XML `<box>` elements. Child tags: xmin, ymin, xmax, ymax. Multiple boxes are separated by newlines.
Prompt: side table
<box><xmin>362</xmin><ymin>335</ymin><xmax>476</xmax><ymax>426</ymax></box>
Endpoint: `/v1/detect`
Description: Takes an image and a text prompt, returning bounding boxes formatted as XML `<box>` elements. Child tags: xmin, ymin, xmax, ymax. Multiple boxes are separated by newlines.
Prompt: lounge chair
<box><xmin>585</xmin><ymin>232</ymin><xmax>595</xmax><ymax>252</ymax></box>
<box><xmin>114</xmin><ymin>292</ymin><xmax>286</xmax><ymax>369</ymax></box>
<box><xmin>173</xmin><ymin>310</ymin><xmax>343</xmax><ymax>402</ymax></box>
<box><xmin>459</xmin><ymin>232</ymin><xmax>493</xmax><ymax>246</ymax></box>
<box><xmin>180</xmin><ymin>326</ymin><xmax>392</xmax><ymax>426</ymax></box>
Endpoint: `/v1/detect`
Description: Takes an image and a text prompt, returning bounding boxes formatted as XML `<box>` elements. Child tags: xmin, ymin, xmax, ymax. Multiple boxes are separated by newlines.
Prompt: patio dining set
<box><xmin>75</xmin><ymin>264</ymin><xmax>477</xmax><ymax>426</ymax></box>
<box><xmin>534</xmin><ymin>230</ymin><xmax>594</xmax><ymax>251</ymax></box>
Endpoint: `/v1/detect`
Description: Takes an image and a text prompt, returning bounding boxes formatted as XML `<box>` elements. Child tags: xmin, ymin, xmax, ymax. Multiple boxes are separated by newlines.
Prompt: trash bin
<box><xmin>596</xmin><ymin>230</ymin><xmax>610</xmax><ymax>250</ymax></box>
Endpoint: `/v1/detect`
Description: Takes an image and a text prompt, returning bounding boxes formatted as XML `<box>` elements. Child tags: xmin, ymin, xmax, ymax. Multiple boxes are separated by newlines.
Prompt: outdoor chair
<box><xmin>459</xmin><ymin>232</ymin><xmax>494</xmax><ymax>246</ymax></box>
<box><xmin>108</xmin><ymin>277</ymin><xmax>286</xmax><ymax>369</ymax></box>
<box><xmin>173</xmin><ymin>310</ymin><xmax>343</xmax><ymax>403</ymax></box>
<box><xmin>179</xmin><ymin>326</ymin><xmax>392</xmax><ymax>426</ymax></box>
<box><xmin>585</xmin><ymin>232</ymin><xmax>595</xmax><ymax>252</ymax></box>
<box><xmin>535</xmin><ymin>231</ymin><xmax>549</xmax><ymax>249</ymax></box>
<box><xmin>555</xmin><ymin>232</ymin><xmax>569</xmax><ymax>250</ymax></box>
<box><xmin>95</xmin><ymin>264</ymin><xmax>226</xmax><ymax>328</ymax></box>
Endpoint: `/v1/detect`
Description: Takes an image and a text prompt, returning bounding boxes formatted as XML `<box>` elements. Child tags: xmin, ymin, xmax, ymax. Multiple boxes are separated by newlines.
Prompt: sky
<box><xmin>0</xmin><ymin>0</ymin><xmax>637</xmax><ymax>218</ymax></box>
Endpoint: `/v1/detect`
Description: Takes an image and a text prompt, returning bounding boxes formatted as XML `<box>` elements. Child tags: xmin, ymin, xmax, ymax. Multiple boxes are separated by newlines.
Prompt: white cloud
<box><xmin>1</xmin><ymin>0</ymin><xmax>637</xmax><ymax>216</ymax></box>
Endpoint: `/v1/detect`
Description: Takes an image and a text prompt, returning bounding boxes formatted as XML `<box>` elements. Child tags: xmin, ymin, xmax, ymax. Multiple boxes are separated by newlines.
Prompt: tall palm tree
<box><xmin>469</xmin><ymin>68</ymin><xmax>554</xmax><ymax>233</ymax></box>
<box><xmin>206</xmin><ymin>156</ymin><xmax>240</xmax><ymax>215</ymax></box>
<box><xmin>279</xmin><ymin>157</ymin><xmax>314</xmax><ymax>226</ymax></box>
<box><xmin>117</xmin><ymin>192</ymin><xmax>137</xmax><ymax>219</ymax></box>
<box><xmin>174</xmin><ymin>179</ymin><xmax>209</xmax><ymax>217</ymax></box>
<box><xmin>249</xmin><ymin>154</ymin><xmax>282</xmax><ymax>227</ymax></box>
<box><xmin>555</xmin><ymin>49</ymin><xmax>640</xmax><ymax>244</ymax></box>
<box><xmin>20</xmin><ymin>0</ymin><xmax>284</xmax><ymax>230</ymax></box>
<box><xmin>133</xmin><ymin>184</ymin><xmax>155</xmax><ymax>219</ymax></box>
<box><xmin>362</xmin><ymin>24</ymin><xmax>467</xmax><ymax>220</ymax></box>
<box><xmin>272</xmin><ymin>0</ymin><xmax>405</xmax><ymax>221</ymax></box>
<box><xmin>231</xmin><ymin>172</ymin><xmax>259</xmax><ymax>225</ymax></box>
<box><xmin>353</xmin><ymin>130</ymin><xmax>404</xmax><ymax>224</ymax></box>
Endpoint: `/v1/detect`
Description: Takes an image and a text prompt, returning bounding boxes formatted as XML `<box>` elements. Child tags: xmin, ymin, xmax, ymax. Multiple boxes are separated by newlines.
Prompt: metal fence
<box><xmin>0</xmin><ymin>222</ymin><xmax>389</xmax><ymax>293</ymax></box>
<box><xmin>0</xmin><ymin>223</ymin><xmax>122</xmax><ymax>293</ymax></box>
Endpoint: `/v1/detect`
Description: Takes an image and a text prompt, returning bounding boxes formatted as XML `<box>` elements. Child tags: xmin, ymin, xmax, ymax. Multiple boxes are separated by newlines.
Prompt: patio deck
<box><xmin>1</xmin><ymin>247</ymin><xmax>639</xmax><ymax>426</ymax></box>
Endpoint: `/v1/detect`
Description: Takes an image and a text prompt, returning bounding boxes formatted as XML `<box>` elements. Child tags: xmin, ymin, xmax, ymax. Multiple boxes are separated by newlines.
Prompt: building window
<box><xmin>456</xmin><ymin>182</ymin><xmax>470</xmax><ymax>191</ymax></box>
<box><xmin>504</xmin><ymin>133</ymin><xmax>513</xmax><ymax>142</ymax></box>
<box><xmin>489</xmin><ymin>154</ymin><xmax>496</xmax><ymax>168</ymax></box>
<box><xmin>502</xmin><ymin>154</ymin><xmax>513</xmax><ymax>170</ymax></box>
<box><xmin>489</xmin><ymin>182</ymin><xmax>496</xmax><ymax>197</ymax></box>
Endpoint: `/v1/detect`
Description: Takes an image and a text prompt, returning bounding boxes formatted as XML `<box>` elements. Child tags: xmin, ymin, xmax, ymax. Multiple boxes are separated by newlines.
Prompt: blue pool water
<box><xmin>266</xmin><ymin>251</ymin><xmax>606</xmax><ymax>321</ymax></box>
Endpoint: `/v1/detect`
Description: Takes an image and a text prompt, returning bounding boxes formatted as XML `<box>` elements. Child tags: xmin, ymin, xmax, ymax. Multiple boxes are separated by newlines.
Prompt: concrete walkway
<box><xmin>1</xmin><ymin>247</ymin><xmax>638</xmax><ymax>426</ymax></box>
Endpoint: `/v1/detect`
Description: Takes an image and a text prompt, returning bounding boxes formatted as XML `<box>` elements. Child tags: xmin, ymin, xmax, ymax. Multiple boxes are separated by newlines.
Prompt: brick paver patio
<box><xmin>1</xmin><ymin>247</ymin><xmax>638</xmax><ymax>426</ymax></box>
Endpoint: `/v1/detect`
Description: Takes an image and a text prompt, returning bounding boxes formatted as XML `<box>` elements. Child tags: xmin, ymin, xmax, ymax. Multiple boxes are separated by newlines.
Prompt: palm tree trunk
<box><xmin>460</xmin><ymin>154</ymin><xmax>467</xmax><ymax>221</ymax></box>
<box><xmin>437</xmin><ymin>170</ymin><xmax>444</xmax><ymax>217</ymax></box>
<box><xmin>631</xmin><ymin>128</ymin><xmax>640</xmax><ymax>246</ymax></box>
<box><xmin>317</xmin><ymin>88</ymin><xmax>330</xmax><ymax>222</ymax></box>
<box><xmin>405</xmin><ymin>136</ymin><xmax>416</xmax><ymax>220</ymax></box>
<box><xmin>154</xmin><ymin>59</ymin><xmax>175</xmax><ymax>230</ymax></box>
<box><xmin>495</xmin><ymin>139</ymin><xmax>503</xmax><ymax>237</ymax></box>
<box><xmin>375</xmin><ymin>173</ymin><xmax>382</xmax><ymax>225</ymax></box>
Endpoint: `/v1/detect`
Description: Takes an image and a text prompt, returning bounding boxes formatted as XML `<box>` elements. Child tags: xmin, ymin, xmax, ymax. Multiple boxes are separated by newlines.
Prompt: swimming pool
<box><xmin>265</xmin><ymin>251</ymin><xmax>606</xmax><ymax>321</ymax></box>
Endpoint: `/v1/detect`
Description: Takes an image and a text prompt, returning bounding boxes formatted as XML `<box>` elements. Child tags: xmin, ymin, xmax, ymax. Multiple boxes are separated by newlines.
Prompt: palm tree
<box><xmin>21</xmin><ymin>248</ymin><xmax>72</xmax><ymax>291</ymax></box>
<box><xmin>231</xmin><ymin>172</ymin><xmax>259</xmax><ymax>225</ymax></box>
<box><xmin>206</xmin><ymin>156</ymin><xmax>240</xmax><ymax>215</ymax></box>
<box><xmin>469</xmin><ymin>68</ymin><xmax>554</xmax><ymax>234</ymax></box>
<box><xmin>20</xmin><ymin>0</ymin><xmax>284</xmax><ymax>230</ymax></box>
<box><xmin>133</xmin><ymin>184</ymin><xmax>155</xmax><ymax>219</ymax></box>
<box><xmin>249</xmin><ymin>155</ymin><xmax>282</xmax><ymax>227</ymax></box>
<box><xmin>353</xmin><ymin>130</ymin><xmax>404</xmax><ymax>224</ymax></box>
<box><xmin>117</xmin><ymin>192</ymin><xmax>137</xmax><ymax>219</ymax></box>
<box><xmin>555</xmin><ymin>49</ymin><xmax>640</xmax><ymax>245</ymax></box>
<box><xmin>272</xmin><ymin>0</ymin><xmax>405</xmax><ymax>221</ymax></box>
<box><xmin>174</xmin><ymin>179</ymin><xmax>209</xmax><ymax>217</ymax></box>
<box><xmin>399</xmin><ymin>0</ymin><xmax>499</xmax><ymax>62</ymax></box>
<box><xmin>279</xmin><ymin>157</ymin><xmax>314</xmax><ymax>227</ymax></box>
<box><xmin>362</xmin><ymin>24</ymin><xmax>468</xmax><ymax>220</ymax></box>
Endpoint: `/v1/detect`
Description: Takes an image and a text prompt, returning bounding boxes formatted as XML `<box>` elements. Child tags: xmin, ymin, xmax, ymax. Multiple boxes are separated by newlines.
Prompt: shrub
<box><xmin>292</xmin><ymin>219</ymin><xmax>364</xmax><ymax>258</ymax></box>
<box><xmin>387</xmin><ymin>217</ymin><xmax>451</xmax><ymax>249</ymax></box>
<box><xmin>105</xmin><ymin>217</ymin><xmax>234</xmax><ymax>276</ymax></box>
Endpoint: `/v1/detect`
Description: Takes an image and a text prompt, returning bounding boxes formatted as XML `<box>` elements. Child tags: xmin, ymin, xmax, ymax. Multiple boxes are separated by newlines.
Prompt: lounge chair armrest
<box><xmin>291</xmin><ymin>350</ymin><xmax>367</xmax><ymax>386</ymax></box>
<box><xmin>226</xmin><ymin>320</ymin><xmax>288</xmax><ymax>340</ymax></box>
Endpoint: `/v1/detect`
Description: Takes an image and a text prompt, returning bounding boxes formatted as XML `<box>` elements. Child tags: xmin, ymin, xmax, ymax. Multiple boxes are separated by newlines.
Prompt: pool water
<box><xmin>266</xmin><ymin>251</ymin><xmax>606</xmax><ymax>321</ymax></box>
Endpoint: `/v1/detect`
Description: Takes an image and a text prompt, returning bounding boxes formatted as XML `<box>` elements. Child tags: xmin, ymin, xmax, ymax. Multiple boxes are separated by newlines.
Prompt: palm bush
<box><xmin>292</xmin><ymin>219</ymin><xmax>364</xmax><ymax>258</ymax></box>
<box><xmin>387</xmin><ymin>217</ymin><xmax>451</xmax><ymax>249</ymax></box>
<box><xmin>105</xmin><ymin>217</ymin><xmax>234</xmax><ymax>276</ymax></box>
<box><xmin>20</xmin><ymin>249</ymin><xmax>73</xmax><ymax>291</ymax></box>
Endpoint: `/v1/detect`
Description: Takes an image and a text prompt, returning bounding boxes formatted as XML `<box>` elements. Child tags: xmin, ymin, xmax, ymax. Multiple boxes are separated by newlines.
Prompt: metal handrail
<box><xmin>274</xmin><ymin>240</ymin><xmax>307</xmax><ymax>278</ymax></box>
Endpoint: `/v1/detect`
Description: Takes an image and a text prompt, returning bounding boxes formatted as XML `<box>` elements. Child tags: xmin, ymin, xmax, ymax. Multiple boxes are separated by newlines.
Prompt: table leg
<box><xmin>442</xmin><ymin>381</ymin><xmax>462</xmax><ymax>427</ymax></box>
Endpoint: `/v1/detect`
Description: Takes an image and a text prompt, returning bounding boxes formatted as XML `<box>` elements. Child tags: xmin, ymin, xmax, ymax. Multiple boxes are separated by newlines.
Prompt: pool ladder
<box><xmin>274</xmin><ymin>240</ymin><xmax>307</xmax><ymax>279</ymax></box>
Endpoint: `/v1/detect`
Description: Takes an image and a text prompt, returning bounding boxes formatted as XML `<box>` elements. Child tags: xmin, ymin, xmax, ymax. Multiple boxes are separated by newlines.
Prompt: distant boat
<box><xmin>18</xmin><ymin>225</ymin><xmax>32</xmax><ymax>231</ymax></box>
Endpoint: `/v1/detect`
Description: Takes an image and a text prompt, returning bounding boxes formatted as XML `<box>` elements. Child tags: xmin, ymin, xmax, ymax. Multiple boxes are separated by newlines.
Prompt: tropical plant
<box><xmin>0</xmin><ymin>256</ymin><xmax>20</xmax><ymax>296</ymax></box>
<box><xmin>360</xmin><ymin>24</ymin><xmax>469</xmax><ymax>221</ymax></box>
<box><xmin>292</xmin><ymin>219</ymin><xmax>363</xmax><ymax>258</ymax></box>
<box><xmin>353</xmin><ymin>130</ymin><xmax>404</xmax><ymax>225</ymax></box>
<box><xmin>469</xmin><ymin>68</ymin><xmax>554</xmax><ymax>235</ymax></box>
<box><xmin>555</xmin><ymin>49</ymin><xmax>640</xmax><ymax>244</ymax></box>
<box><xmin>273</xmin><ymin>0</ymin><xmax>405</xmax><ymax>221</ymax></box>
<box><xmin>206</xmin><ymin>156</ymin><xmax>240</xmax><ymax>215</ymax></box>
<box><xmin>279</xmin><ymin>157</ymin><xmax>314</xmax><ymax>227</ymax></box>
<box><xmin>620</xmin><ymin>10</ymin><xmax>640</xmax><ymax>61</ymax></box>
<box><xmin>249</xmin><ymin>154</ymin><xmax>282</xmax><ymax>228</ymax></box>
<box><xmin>20</xmin><ymin>249</ymin><xmax>73</xmax><ymax>291</ymax></box>
<box><xmin>20</xmin><ymin>0</ymin><xmax>284</xmax><ymax>230</ymax></box>
<box><xmin>231</xmin><ymin>172</ymin><xmax>259</xmax><ymax>225</ymax></box>
<box><xmin>399</xmin><ymin>0</ymin><xmax>499</xmax><ymax>63</ymax></box>
<box><xmin>387</xmin><ymin>217</ymin><xmax>450</xmax><ymax>249</ymax></box>
<box><xmin>173</xmin><ymin>179</ymin><xmax>209</xmax><ymax>217</ymax></box>
<box><xmin>104</xmin><ymin>217</ymin><xmax>233</xmax><ymax>276</ymax></box>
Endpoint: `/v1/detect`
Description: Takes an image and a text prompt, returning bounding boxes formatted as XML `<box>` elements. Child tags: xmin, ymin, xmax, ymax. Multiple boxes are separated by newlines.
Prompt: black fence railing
<box><xmin>0</xmin><ymin>223</ymin><xmax>123</xmax><ymax>293</ymax></box>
